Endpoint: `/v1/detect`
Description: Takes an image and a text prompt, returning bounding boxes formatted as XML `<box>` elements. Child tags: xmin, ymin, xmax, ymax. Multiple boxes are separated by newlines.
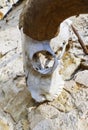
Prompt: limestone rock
<box><xmin>0</xmin><ymin>111</ymin><xmax>14</xmax><ymax>130</ymax></box>
<box><xmin>0</xmin><ymin>2</ymin><xmax>88</xmax><ymax>130</ymax></box>
<box><xmin>0</xmin><ymin>0</ymin><xmax>20</xmax><ymax>20</ymax></box>
<box><xmin>4</xmin><ymin>89</ymin><xmax>33</xmax><ymax>122</ymax></box>
<box><xmin>75</xmin><ymin>70</ymin><xmax>88</xmax><ymax>87</ymax></box>
<box><xmin>28</xmin><ymin>104</ymin><xmax>78</xmax><ymax>130</ymax></box>
<box><xmin>78</xmin><ymin>118</ymin><xmax>88</xmax><ymax>130</ymax></box>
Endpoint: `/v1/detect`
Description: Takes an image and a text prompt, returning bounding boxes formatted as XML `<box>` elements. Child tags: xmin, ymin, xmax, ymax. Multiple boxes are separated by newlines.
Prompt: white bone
<box><xmin>21</xmin><ymin>19</ymin><xmax>72</xmax><ymax>102</ymax></box>
<box><xmin>21</xmin><ymin>30</ymin><xmax>64</xmax><ymax>102</ymax></box>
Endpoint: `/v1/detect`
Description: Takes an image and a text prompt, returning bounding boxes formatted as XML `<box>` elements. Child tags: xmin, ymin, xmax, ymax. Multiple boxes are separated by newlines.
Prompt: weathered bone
<box><xmin>27</xmin><ymin>41</ymin><xmax>59</xmax><ymax>75</ymax></box>
<box><xmin>20</xmin><ymin>19</ymin><xmax>73</xmax><ymax>102</ymax></box>
<box><xmin>20</xmin><ymin>0</ymin><xmax>88</xmax><ymax>102</ymax></box>
<box><xmin>21</xmin><ymin>29</ymin><xmax>65</xmax><ymax>102</ymax></box>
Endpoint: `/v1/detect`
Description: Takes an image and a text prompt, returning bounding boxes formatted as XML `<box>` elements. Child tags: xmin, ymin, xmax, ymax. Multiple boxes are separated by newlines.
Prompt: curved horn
<box><xmin>19</xmin><ymin>0</ymin><xmax>88</xmax><ymax>41</ymax></box>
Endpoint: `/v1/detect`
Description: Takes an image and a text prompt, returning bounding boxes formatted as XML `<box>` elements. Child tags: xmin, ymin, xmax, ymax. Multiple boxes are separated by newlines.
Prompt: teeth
<box><xmin>0</xmin><ymin>0</ymin><xmax>20</xmax><ymax>20</ymax></box>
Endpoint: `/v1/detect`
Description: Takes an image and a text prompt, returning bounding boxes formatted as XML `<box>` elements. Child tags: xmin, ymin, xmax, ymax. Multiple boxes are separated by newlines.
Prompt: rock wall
<box><xmin>0</xmin><ymin>2</ymin><xmax>88</xmax><ymax>130</ymax></box>
<box><xmin>0</xmin><ymin>0</ymin><xmax>20</xmax><ymax>20</ymax></box>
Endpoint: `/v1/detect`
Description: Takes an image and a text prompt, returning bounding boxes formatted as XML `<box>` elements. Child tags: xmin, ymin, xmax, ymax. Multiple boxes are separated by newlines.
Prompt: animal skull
<box><xmin>19</xmin><ymin>0</ymin><xmax>88</xmax><ymax>102</ymax></box>
<box><xmin>21</xmin><ymin>19</ymin><xmax>72</xmax><ymax>102</ymax></box>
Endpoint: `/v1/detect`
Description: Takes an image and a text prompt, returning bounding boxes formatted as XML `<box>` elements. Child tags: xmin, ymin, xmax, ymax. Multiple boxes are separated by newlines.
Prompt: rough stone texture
<box><xmin>28</xmin><ymin>104</ymin><xmax>78</xmax><ymax>130</ymax></box>
<box><xmin>0</xmin><ymin>0</ymin><xmax>20</xmax><ymax>20</ymax></box>
<box><xmin>0</xmin><ymin>1</ymin><xmax>88</xmax><ymax>130</ymax></box>
<box><xmin>75</xmin><ymin>70</ymin><xmax>88</xmax><ymax>87</ymax></box>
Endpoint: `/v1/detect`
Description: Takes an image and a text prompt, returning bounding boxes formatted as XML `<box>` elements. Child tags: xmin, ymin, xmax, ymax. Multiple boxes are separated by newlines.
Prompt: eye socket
<box><xmin>32</xmin><ymin>50</ymin><xmax>54</xmax><ymax>69</ymax></box>
<box><xmin>31</xmin><ymin>50</ymin><xmax>58</xmax><ymax>75</ymax></box>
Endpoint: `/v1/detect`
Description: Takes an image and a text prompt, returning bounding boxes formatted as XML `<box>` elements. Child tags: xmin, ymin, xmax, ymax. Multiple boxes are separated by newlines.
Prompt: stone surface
<box><xmin>75</xmin><ymin>70</ymin><xmax>88</xmax><ymax>87</ymax></box>
<box><xmin>0</xmin><ymin>1</ymin><xmax>88</xmax><ymax>130</ymax></box>
<box><xmin>28</xmin><ymin>104</ymin><xmax>78</xmax><ymax>130</ymax></box>
<box><xmin>0</xmin><ymin>0</ymin><xmax>20</xmax><ymax>20</ymax></box>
